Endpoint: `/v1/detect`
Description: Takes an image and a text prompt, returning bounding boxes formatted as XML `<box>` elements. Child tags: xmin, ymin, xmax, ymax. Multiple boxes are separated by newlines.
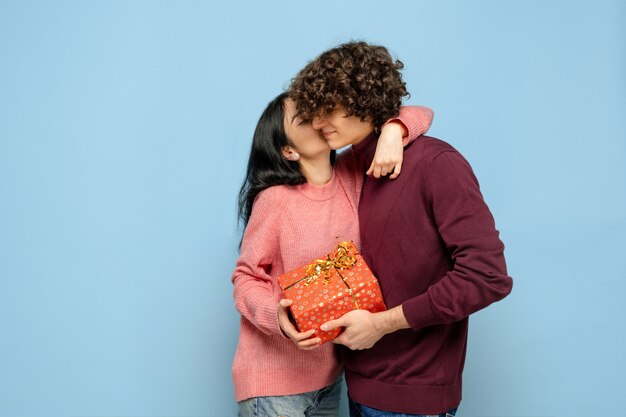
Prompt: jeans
<box><xmin>349</xmin><ymin>396</ymin><xmax>458</xmax><ymax>417</ymax></box>
<box><xmin>237</xmin><ymin>375</ymin><xmax>342</xmax><ymax>417</ymax></box>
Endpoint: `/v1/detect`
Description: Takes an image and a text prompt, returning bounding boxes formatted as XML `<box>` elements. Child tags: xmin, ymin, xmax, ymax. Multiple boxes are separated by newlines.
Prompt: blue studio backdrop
<box><xmin>1</xmin><ymin>1</ymin><xmax>624</xmax><ymax>416</ymax></box>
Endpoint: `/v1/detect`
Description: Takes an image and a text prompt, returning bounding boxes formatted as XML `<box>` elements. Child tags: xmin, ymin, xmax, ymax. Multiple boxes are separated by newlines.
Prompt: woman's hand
<box><xmin>278</xmin><ymin>299</ymin><xmax>321</xmax><ymax>350</ymax></box>
<box><xmin>367</xmin><ymin>121</ymin><xmax>407</xmax><ymax>179</ymax></box>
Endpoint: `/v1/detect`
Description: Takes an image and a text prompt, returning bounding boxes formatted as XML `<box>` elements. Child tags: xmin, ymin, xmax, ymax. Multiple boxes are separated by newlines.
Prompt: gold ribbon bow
<box><xmin>303</xmin><ymin>242</ymin><xmax>357</xmax><ymax>286</ymax></box>
<box><xmin>284</xmin><ymin>241</ymin><xmax>360</xmax><ymax>309</ymax></box>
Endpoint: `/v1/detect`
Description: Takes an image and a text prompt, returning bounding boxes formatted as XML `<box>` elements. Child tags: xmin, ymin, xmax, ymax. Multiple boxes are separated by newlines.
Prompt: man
<box><xmin>289</xmin><ymin>41</ymin><xmax>513</xmax><ymax>417</ymax></box>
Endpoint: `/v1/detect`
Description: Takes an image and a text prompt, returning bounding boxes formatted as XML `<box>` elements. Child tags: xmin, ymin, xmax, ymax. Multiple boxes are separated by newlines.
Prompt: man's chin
<box><xmin>326</xmin><ymin>139</ymin><xmax>344</xmax><ymax>150</ymax></box>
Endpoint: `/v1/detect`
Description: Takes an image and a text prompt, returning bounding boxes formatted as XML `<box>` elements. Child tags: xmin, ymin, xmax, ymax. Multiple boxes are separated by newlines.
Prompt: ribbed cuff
<box><xmin>402</xmin><ymin>292</ymin><xmax>440</xmax><ymax>331</ymax></box>
<box><xmin>252</xmin><ymin>294</ymin><xmax>285</xmax><ymax>337</ymax></box>
<box><xmin>382</xmin><ymin>118</ymin><xmax>411</xmax><ymax>145</ymax></box>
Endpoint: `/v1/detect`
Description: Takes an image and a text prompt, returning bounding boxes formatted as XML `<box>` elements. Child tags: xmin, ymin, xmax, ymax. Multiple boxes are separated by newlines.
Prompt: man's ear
<box><xmin>282</xmin><ymin>146</ymin><xmax>300</xmax><ymax>161</ymax></box>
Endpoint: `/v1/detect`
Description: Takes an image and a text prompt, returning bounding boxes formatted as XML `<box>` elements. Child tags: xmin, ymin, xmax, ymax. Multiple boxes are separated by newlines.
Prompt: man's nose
<box><xmin>311</xmin><ymin>115</ymin><xmax>325</xmax><ymax>130</ymax></box>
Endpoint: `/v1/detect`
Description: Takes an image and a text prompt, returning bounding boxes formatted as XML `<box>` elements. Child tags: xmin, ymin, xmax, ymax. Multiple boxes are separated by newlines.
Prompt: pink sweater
<box><xmin>231</xmin><ymin>106</ymin><xmax>433</xmax><ymax>401</ymax></box>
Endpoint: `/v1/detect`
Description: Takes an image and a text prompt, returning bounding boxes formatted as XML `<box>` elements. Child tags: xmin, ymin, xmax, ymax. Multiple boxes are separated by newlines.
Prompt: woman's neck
<box><xmin>299</xmin><ymin>154</ymin><xmax>333</xmax><ymax>186</ymax></box>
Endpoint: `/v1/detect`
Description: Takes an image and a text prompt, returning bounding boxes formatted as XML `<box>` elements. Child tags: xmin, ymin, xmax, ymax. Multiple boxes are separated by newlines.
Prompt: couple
<box><xmin>231</xmin><ymin>41</ymin><xmax>513</xmax><ymax>417</ymax></box>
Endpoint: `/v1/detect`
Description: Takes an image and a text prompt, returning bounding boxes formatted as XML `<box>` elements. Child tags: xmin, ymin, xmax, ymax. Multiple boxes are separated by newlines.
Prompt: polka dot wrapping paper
<box><xmin>277</xmin><ymin>241</ymin><xmax>387</xmax><ymax>344</ymax></box>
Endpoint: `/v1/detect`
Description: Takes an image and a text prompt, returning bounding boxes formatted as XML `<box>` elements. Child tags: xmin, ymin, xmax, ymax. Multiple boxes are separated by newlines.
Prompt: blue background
<box><xmin>1</xmin><ymin>1</ymin><xmax>624</xmax><ymax>416</ymax></box>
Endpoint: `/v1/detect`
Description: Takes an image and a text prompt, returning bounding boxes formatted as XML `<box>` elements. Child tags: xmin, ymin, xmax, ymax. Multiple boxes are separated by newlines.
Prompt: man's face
<box><xmin>311</xmin><ymin>105</ymin><xmax>374</xmax><ymax>150</ymax></box>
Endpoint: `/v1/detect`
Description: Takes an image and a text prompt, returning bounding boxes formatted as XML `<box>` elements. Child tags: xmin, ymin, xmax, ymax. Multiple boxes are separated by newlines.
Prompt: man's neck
<box><xmin>350</xmin><ymin>129</ymin><xmax>375</xmax><ymax>146</ymax></box>
<box><xmin>351</xmin><ymin>132</ymin><xmax>379</xmax><ymax>165</ymax></box>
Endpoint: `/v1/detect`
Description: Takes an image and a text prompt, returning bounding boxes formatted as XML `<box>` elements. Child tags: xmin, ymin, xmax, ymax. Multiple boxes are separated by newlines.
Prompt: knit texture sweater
<box><xmin>231</xmin><ymin>106</ymin><xmax>433</xmax><ymax>402</ymax></box>
<box><xmin>344</xmin><ymin>135</ymin><xmax>513</xmax><ymax>414</ymax></box>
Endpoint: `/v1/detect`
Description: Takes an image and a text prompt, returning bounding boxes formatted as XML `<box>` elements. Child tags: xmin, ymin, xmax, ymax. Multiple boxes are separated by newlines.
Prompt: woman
<box><xmin>232</xmin><ymin>92</ymin><xmax>433</xmax><ymax>416</ymax></box>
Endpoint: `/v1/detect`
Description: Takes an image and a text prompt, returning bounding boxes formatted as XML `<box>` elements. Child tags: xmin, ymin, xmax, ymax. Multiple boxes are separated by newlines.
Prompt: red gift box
<box><xmin>277</xmin><ymin>241</ymin><xmax>387</xmax><ymax>344</ymax></box>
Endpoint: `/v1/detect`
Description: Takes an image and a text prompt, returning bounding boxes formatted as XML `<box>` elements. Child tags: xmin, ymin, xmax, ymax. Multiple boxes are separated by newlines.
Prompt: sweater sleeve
<box><xmin>402</xmin><ymin>150</ymin><xmax>513</xmax><ymax>330</ymax></box>
<box><xmin>384</xmin><ymin>105</ymin><xmax>434</xmax><ymax>147</ymax></box>
<box><xmin>334</xmin><ymin>105</ymin><xmax>435</xmax><ymax>210</ymax></box>
<box><xmin>231</xmin><ymin>189</ymin><xmax>284</xmax><ymax>336</ymax></box>
<box><xmin>335</xmin><ymin>105</ymin><xmax>434</xmax><ymax>186</ymax></box>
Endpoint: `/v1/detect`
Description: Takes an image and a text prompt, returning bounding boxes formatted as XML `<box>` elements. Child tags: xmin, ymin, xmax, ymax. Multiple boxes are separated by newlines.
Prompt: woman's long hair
<box><xmin>237</xmin><ymin>93</ymin><xmax>306</xmax><ymax>230</ymax></box>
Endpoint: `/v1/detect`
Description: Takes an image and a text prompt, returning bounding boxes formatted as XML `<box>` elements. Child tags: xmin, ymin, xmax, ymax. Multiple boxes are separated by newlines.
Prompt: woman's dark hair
<box><xmin>289</xmin><ymin>41</ymin><xmax>409</xmax><ymax>130</ymax></box>
<box><xmin>238</xmin><ymin>93</ymin><xmax>337</xmax><ymax>240</ymax></box>
<box><xmin>238</xmin><ymin>93</ymin><xmax>306</xmax><ymax>230</ymax></box>
<box><xmin>238</xmin><ymin>92</ymin><xmax>336</xmax><ymax>239</ymax></box>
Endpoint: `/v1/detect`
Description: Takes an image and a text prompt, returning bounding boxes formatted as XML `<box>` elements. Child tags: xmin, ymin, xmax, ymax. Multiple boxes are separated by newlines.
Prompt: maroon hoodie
<box><xmin>344</xmin><ymin>135</ymin><xmax>513</xmax><ymax>414</ymax></box>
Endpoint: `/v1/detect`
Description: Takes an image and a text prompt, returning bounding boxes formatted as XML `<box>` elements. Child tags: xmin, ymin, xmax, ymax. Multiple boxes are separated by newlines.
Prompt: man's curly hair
<box><xmin>289</xmin><ymin>41</ymin><xmax>409</xmax><ymax>129</ymax></box>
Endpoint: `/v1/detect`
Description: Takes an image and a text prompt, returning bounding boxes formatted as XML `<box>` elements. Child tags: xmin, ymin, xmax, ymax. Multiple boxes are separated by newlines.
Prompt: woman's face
<box><xmin>311</xmin><ymin>105</ymin><xmax>374</xmax><ymax>150</ymax></box>
<box><xmin>283</xmin><ymin>98</ymin><xmax>330</xmax><ymax>159</ymax></box>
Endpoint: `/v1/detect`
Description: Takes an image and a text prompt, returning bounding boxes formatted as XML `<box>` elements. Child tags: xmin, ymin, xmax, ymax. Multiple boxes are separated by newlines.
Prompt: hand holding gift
<box><xmin>321</xmin><ymin>309</ymin><xmax>384</xmax><ymax>350</ymax></box>
<box><xmin>277</xmin><ymin>299</ymin><xmax>321</xmax><ymax>350</ymax></box>
<box><xmin>277</xmin><ymin>241</ymin><xmax>387</xmax><ymax>345</ymax></box>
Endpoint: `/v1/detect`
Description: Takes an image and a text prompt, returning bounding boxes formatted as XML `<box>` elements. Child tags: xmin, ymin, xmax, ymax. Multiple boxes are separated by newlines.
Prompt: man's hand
<box><xmin>321</xmin><ymin>309</ymin><xmax>386</xmax><ymax>350</ymax></box>
<box><xmin>278</xmin><ymin>299</ymin><xmax>321</xmax><ymax>350</ymax></box>
<box><xmin>320</xmin><ymin>306</ymin><xmax>411</xmax><ymax>350</ymax></box>
<box><xmin>367</xmin><ymin>121</ymin><xmax>407</xmax><ymax>179</ymax></box>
